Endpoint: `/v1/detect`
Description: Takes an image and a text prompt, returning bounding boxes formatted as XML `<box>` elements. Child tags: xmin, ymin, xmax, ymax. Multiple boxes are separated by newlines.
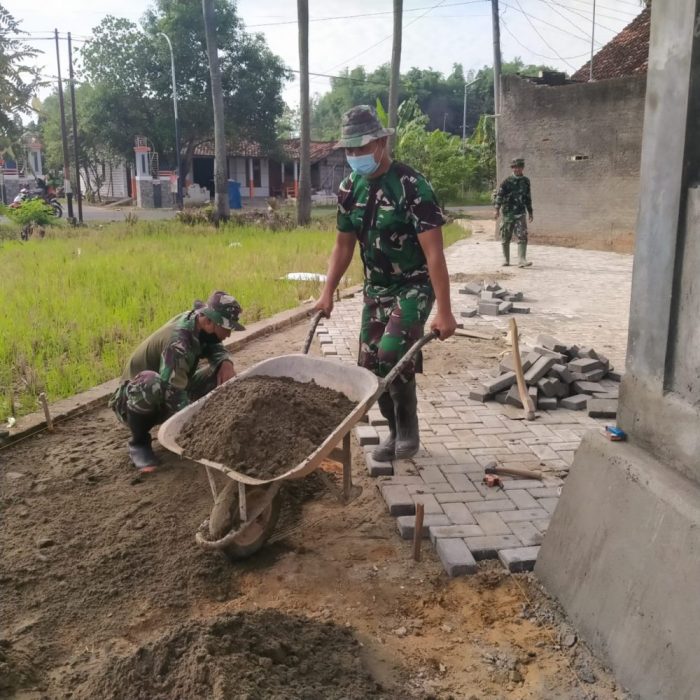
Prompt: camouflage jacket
<box><xmin>120</xmin><ymin>302</ymin><xmax>231</xmax><ymax>412</ymax></box>
<box><xmin>495</xmin><ymin>175</ymin><xmax>533</xmax><ymax>217</ymax></box>
<box><xmin>337</xmin><ymin>161</ymin><xmax>447</xmax><ymax>298</ymax></box>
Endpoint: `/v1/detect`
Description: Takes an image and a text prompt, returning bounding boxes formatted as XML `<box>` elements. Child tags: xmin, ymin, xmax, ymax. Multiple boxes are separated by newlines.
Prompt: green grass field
<box><xmin>1</xmin><ymin>219</ymin><xmax>468</xmax><ymax>418</ymax></box>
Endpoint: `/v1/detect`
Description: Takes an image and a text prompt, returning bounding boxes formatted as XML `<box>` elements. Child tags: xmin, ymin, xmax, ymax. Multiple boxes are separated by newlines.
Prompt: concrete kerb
<box><xmin>2</xmin><ymin>285</ymin><xmax>363</xmax><ymax>446</ymax></box>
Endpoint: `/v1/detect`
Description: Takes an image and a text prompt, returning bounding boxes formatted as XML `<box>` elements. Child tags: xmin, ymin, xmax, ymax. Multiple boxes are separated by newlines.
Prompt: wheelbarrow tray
<box><xmin>157</xmin><ymin>354</ymin><xmax>380</xmax><ymax>487</ymax></box>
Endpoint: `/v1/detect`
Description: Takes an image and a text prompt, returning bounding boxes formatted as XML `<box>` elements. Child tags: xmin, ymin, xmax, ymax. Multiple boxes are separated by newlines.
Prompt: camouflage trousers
<box><xmin>109</xmin><ymin>365</ymin><xmax>218</xmax><ymax>425</ymax></box>
<box><xmin>500</xmin><ymin>213</ymin><xmax>528</xmax><ymax>244</ymax></box>
<box><xmin>358</xmin><ymin>287</ymin><xmax>434</xmax><ymax>383</ymax></box>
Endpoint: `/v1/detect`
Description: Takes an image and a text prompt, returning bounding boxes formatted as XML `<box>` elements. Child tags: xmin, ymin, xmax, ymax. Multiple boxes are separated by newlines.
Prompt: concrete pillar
<box><xmin>535</xmin><ymin>4</ymin><xmax>700</xmax><ymax>699</ymax></box>
<box><xmin>133</xmin><ymin>138</ymin><xmax>152</xmax><ymax>208</ymax></box>
<box><xmin>248</xmin><ymin>157</ymin><xmax>254</xmax><ymax>198</ymax></box>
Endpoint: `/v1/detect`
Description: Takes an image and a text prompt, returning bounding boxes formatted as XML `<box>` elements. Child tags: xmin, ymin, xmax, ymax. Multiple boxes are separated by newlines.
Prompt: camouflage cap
<box><xmin>335</xmin><ymin>105</ymin><xmax>395</xmax><ymax>148</ymax></box>
<box><xmin>202</xmin><ymin>290</ymin><xmax>245</xmax><ymax>331</ymax></box>
<box><xmin>510</xmin><ymin>158</ymin><xmax>525</xmax><ymax>168</ymax></box>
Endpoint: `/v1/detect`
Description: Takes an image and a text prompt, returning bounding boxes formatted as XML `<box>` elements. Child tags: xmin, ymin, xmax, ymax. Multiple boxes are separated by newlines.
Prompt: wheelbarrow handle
<box><xmin>379</xmin><ymin>330</ymin><xmax>439</xmax><ymax>391</ymax></box>
<box><xmin>302</xmin><ymin>310</ymin><xmax>326</xmax><ymax>355</ymax></box>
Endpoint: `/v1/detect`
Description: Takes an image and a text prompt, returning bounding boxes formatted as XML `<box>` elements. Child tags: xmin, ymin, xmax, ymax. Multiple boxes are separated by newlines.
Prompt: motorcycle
<box><xmin>10</xmin><ymin>185</ymin><xmax>63</xmax><ymax>218</ymax></box>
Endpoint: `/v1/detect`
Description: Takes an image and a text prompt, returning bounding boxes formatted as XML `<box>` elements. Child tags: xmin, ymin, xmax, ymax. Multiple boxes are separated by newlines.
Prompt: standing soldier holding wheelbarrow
<box><xmin>109</xmin><ymin>291</ymin><xmax>245</xmax><ymax>473</ymax></box>
<box><xmin>314</xmin><ymin>105</ymin><xmax>457</xmax><ymax>463</ymax></box>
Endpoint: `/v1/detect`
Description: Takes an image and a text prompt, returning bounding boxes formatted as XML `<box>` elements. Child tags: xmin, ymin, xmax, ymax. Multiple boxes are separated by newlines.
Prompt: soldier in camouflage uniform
<box><xmin>494</xmin><ymin>158</ymin><xmax>534</xmax><ymax>267</ymax></box>
<box><xmin>314</xmin><ymin>105</ymin><xmax>457</xmax><ymax>462</ymax></box>
<box><xmin>109</xmin><ymin>290</ymin><xmax>245</xmax><ymax>472</ymax></box>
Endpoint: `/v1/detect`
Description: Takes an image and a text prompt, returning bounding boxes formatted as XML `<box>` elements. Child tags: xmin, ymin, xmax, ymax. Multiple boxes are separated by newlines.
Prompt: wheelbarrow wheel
<box><xmin>208</xmin><ymin>482</ymin><xmax>282</xmax><ymax>560</ymax></box>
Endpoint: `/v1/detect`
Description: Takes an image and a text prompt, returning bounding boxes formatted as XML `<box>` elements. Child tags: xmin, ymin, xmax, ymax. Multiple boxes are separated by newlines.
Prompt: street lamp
<box><xmin>157</xmin><ymin>32</ymin><xmax>183</xmax><ymax>209</ymax></box>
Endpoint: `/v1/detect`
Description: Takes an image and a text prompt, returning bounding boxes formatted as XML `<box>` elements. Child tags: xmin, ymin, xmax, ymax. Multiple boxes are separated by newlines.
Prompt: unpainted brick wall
<box><xmin>498</xmin><ymin>75</ymin><xmax>646</xmax><ymax>252</ymax></box>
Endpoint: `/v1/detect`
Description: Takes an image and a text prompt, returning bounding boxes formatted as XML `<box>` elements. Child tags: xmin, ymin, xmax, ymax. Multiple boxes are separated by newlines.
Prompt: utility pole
<box><xmin>491</xmin><ymin>0</ymin><xmax>502</xmax><ymax>184</ymax></box>
<box><xmin>67</xmin><ymin>33</ymin><xmax>83</xmax><ymax>223</ymax></box>
<box><xmin>54</xmin><ymin>29</ymin><xmax>74</xmax><ymax>221</ymax></box>
<box><xmin>158</xmin><ymin>32</ymin><xmax>183</xmax><ymax>209</ymax></box>
<box><xmin>589</xmin><ymin>0</ymin><xmax>597</xmax><ymax>82</ymax></box>
<box><xmin>462</xmin><ymin>82</ymin><xmax>467</xmax><ymax>144</ymax></box>
<box><xmin>388</xmin><ymin>0</ymin><xmax>403</xmax><ymax>151</ymax></box>
<box><xmin>297</xmin><ymin>0</ymin><xmax>311</xmax><ymax>225</ymax></box>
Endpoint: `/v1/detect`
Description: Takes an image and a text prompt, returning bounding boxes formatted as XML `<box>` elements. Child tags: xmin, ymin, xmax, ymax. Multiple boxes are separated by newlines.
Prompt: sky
<box><xmin>7</xmin><ymin>0</ymin><xmax>643</xmax><ymax>108</ymax></box>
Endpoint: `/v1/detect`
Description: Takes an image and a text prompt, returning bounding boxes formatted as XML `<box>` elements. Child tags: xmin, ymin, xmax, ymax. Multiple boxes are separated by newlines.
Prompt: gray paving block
<box><xmin>499</xmin><ymin>352</ymin><xmax>534</xmax><ymax>374</ymax></box>
<box><xmin>537</xmin><ymin>396</ymin><xmax>558</xmax><ymax>411</ymax></box>
<box><xmin>380</xmin><ymin>476</ymin><xmax>424</xmax><ymax>486</ymax></box>
<box><xmin>419</xmin><ymin>465</ymin><xmax>448</xmax><ymax>483</ymax></box>
<box><xmin>608</xmin><ymin>369</ymin><xmax>624</xmax><ymax>382</ymax></box>
<box><xmin>560</xmin><ymin>394</ymin><xmax>588</xmax><ymax>410</ymax></box>
<box><xmin>498</xmin><ymin>546</ymin><xmax>540</xmax><ymax>572</ymax></box>
<box><xmin>549</xmin><ymin>363</ymin><xmax>574</xmax><ymax>384</ymax></box>
<box><xmin>505</xmin><ymin>384</ymin><xmax>523</xmax><ymax>408</ymax></box>
<box><xmin>492</xmin><ymin>288</ymin><xmax>509</xmax><ymax>299</ymax></box>
<box><xmin>460</xmin><ymin>282</ymin><xmax>482</xmax><ymax>295</ymax></box>
<box><xmin>576</xmin><ymin>346</ymin><xmax>599</xmax><ymax>359</ymax></box>
<box><xmin>460</xmin><ymin>308</ymin><xmax>478</xmax><ymax>318</ymax></box>
<box><xmin>511</xmin><ymin>304</ymin><xmax>530</xmax><ymax>314</ymax></box>
<box><xmin>508</xmin><ymin>520</ymin><xmax>543</xmax><ymax>546</ymax></box>
<box><xmin>498</xmin><ymin>301</ymin><xmax>513</xmax><ymax>314</ymax></box>
<box><xmin>429</xmin><ymin>524</ymin><xmax>484</xmax><ymax>542</ymax></box>
<box><xmin>536</xmin><ymin>334</ymin><xmax>568</xmax><ymax>353</ymax></box>
<box><xmin>365</xmin><ymin>452</ymin><xmax>394</xmax><ymax>477</ymax></box>
<box><xmin>396</xmin><ymin>513</ymin><xmax>450</xmax><ymax>539</ymax></box>
<box><xmin>442</xmin><ymin>502</ymin><xmax>477</xmax><ymax>525</ymax></box>
<box><xmin>436</xmin><ymin>538</ymin><xmax>478</xmax><ymax>576</ymax></box>
<box><xmin>501</xmin><ymin>479</ymin><xmax>545</xmax><ymax>490</ymax></box>
<box><xmin>532</xmin><ymin>346</ymin><xmax>568</xmax><ymax>363</ymax></box>
<box><xmin>524</xmin><ymin>356</ymin><xmax>556</xmax><ymax>385</ymax></box>
<box><xmin>505</xmin><ymin>291</ymin><xmax>523</xmax><ymax>302</ymax></box>
<box><xmin>445</xmin><ymin>472</ymin><xmax>473</xmax><ymax>491</ymax></box>
<box><xmin>494</xmin><ymin>390</ymin><xmax>509</xmax><ymax>405</ymax></box>
<box><xmin>583</xmin><ymin>368</ymin><xmax>606</xmax><ymax>382</ymax></box>
<box><xmin>436</xmin><ymin>491</ymin><xmax>485</xmax><ymax>503</ymax></box>
<box><xmin>500</xmin><ymin>508</ymin><xmax>549</xmax><ymax>522</ymax></box>
<box><xmin>529</xmin><ymin>487</ymin><xmax>561</xmax><ymax>498</ymax></box>
<box><xmin>381</xmin><ymin>485</ymin><xmax>415</xmax><ymax>516</ymax></box>
<box><xmin>478</xmin><ymin>301</ymin><xmax>500</xmax><ymax>316</ymax></box>
<box><xmin>465</xmin><ymin>534</ymin><xmax>522</xmax><ymax>560</ymax></box>
<box><xmin>469</xmin><ymin>386</ymin><xmax>492</xmax><ymax>402</ymax></box>
<box><xmin>587</xmin><ymin>398</ymin><xmax>618</xmax><ymax>418</ymax></box>
<box><xmin>474</xmin><ymin>511</ymin><xmax>511</xmax><ymax>535</ymax></box>
<box><xmin>572</xmin><ymin>380</ymin><xmax>605</xmax><ymax>395</ymax></box>
<box><xmin>485</xmin><ymin>282</ymin><xmax>501</xmax><ymax>292</ymax></box>
<box><xmin>594</xmin><ymin>389</ymin><xmax>619</xmax><ymax>400</ymax></box>
<box><xmin>531</xmin><ymin>518</ymin><xmax>551</xmax><ymax>534</ymax></box>
<box><xmin>483</xmin><ymin>372</ymin><xmax>517</xmax><ymax>394</ymax></box>
<box><xmin>354</xmin><ymin>425</ymin><xmax>379</xmax><ymax>446</ymax></box>
<box><xmin>507</xmin><ymin>489</ymin><xmax>540</xmax><ymax>510</ymax></box>
<box><xmin>568</xmin><ymin>357</ymin><xmax>604</xmax><ymax>373</ymax></box>
<box><xmin>538</xmin><ymin>497</ymin><xmax>560</xmax><ymax>514</ymax></box>
<box><xmin>406</xmin><ymin>483</ymin><xmax>454</xmax><ymax>495</ymax></box>
<box><xmin>411</xmin><ymin>493</ymin><xmax>444</xmax><ymax>514</ymax></box>
<box><xmin>468</xmin><ymin>498</ymin><xmax>516</xmax><ymax>513</ymax></box>
<box><xmin>537</xmin><ymin>377</ymin><xmax>560</xmax><ymax>398</ymax></box>
<box><xmin>480</xmin><ymin>290</ymin><xmax>495</xmax><ymax>300</ymax></box>
<box><xmin>556</xmin><ymin>381</ymin><xmax>571</xmax><ymax>399</ymax></box>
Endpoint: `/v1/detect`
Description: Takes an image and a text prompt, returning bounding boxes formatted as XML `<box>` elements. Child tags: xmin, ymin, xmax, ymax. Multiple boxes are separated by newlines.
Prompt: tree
<box><xmin>79</xmin><ymin>2</ymin><xmax>289</xmax><ymax>178</ymax></box>
<box><xmin>296</xmin><ymin>0</ymin><xmax>311</xmax><ymax>225</ymax></box>
<box><xmin>0</xmin><ymin>5</ymin><xmax>42</xmax><ymax>148</ymax></box>
<box><xmin>202</xmin><ymin>0</ymin><xmax>229</xmax><ymax>220</ymax></box>
<box><xmin>388</xmin><ymin>0</ymin><xmax>403</xmax><ymax>151</ymax></box>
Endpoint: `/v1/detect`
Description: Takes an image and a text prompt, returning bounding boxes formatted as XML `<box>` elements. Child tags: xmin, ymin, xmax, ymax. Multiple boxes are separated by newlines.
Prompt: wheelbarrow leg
<box><xmin>340</xmin><ymin>432</ymin><xmax>362</xmax><ymax>504</ymax></box>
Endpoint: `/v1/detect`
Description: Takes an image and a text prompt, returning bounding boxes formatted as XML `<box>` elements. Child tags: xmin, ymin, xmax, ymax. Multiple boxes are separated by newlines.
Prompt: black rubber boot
<box><xmin>126</xmin><ymin>410</ymin><xmax>160</xmax><ymax>471</ymax></box>
<box><xmin>372</xmin><ymin>391</ymin><xmax>396</xmax><ymax>462</ymax></box>
<box><xmin>390</xmin><ymin>378</ymin><xmax>420</xmax><ymax>460</ymax></box>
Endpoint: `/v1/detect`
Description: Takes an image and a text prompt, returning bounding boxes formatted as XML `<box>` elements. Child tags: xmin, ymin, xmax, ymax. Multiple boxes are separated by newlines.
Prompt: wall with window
<box><xmin>498</xmin><ymin>74</ymin><xmax>646</xmax><ymax>252</ymax></box>
<box><xmin>228</xmin><ymin>156</ymin><xmax>269</xmax><ymax>197</ymax></box>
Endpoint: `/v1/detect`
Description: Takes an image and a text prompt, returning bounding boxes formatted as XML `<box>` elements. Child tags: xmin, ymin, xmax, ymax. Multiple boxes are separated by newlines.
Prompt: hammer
<box><xmin>484</xmin><ymin>462</ymin><xmax>543</xmax><ymax>481</ymax></box>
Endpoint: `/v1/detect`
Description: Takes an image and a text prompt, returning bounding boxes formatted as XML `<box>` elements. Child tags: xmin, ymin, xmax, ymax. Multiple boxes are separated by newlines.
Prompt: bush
<box><xmin>1</xmin><ymin>199</ymin><xmax>55</xmax><ymax>228</ymax></box>
<box><xmin>176</xmin><ymin>206</ymin><xmax>295</xmax><ymax>231</ymax></box>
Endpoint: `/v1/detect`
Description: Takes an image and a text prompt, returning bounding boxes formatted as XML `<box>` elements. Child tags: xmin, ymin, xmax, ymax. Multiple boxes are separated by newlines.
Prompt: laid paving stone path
<box><xmin>319</xmin><ymin>221</ymin><xmax>633</xmax><ymax>576</ymax></box>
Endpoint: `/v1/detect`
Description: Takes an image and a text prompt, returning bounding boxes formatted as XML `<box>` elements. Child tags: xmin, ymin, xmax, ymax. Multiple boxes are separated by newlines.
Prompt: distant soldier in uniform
<box><xmin>109</xmin><ymin>291</ymin><xmax>245</xmax><ymax>472</ymax></box>
<box><xmin>494</xmin><ymin>158</ymin><xmax>534</xmax><ymax>267</ymax></box>
<box><xmin>314</xmin><ymin>105</ymin><xmax>457</xmax><ymax>462</ymax></box>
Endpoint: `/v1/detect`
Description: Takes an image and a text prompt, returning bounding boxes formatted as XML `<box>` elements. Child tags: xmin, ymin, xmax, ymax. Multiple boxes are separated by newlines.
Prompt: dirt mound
<box><xmin>0</xmin><ymin>639</ymin><xmax>39</xmax><ymax>696</ymax></box>
<box><xmin>69</xmin><ymin>610</ymin><xmax>395</xmax><ymax>700</ymax></box>
<box><xmin>179</xmin><ymin>377</ymin><xmax>356</xmax><ymax>479</ymax></box>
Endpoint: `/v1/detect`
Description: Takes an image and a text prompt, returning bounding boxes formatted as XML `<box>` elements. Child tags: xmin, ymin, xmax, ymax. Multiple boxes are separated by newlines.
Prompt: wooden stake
<box><xmin>413</xmin><ymin>502</ymin><xmax>425</xmax><ymax>561</ymax></box>
<box><xmin>38</xmin><ymin>392</ymin><xmax>54</xmax><ymax>432</ymax></box>
<box><xmin>509</xmin><ymin>318</ymin><xmax>536</xmax><ymax>421</ymax></box>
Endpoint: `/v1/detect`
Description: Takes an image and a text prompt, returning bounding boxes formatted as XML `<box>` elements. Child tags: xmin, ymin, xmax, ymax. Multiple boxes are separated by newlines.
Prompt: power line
<box><xmin>557</xmin><ymin>0</ymin><xmax>637</xmax><ymax>19</ymax></box>
<box><xmin>325</xmin><ymin>0</ymin><xmax>456</xmax><ymax>73</ymax></box>
<box><xmin>539</xmin><ymin>0</ymin><xmax>621</xmax><ymax>35</ymax></box>
<box><xmin>500</xmin><ymin>17</ymin><xmax>590</xmax><ymax>62</ymax></box>
<box><xmin>512</xmin><ymin>0</ymin><xmax>577</xmax><ymax>69</ymax></box>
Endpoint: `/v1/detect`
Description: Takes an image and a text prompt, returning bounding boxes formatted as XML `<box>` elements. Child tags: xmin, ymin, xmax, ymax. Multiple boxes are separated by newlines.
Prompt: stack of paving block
<box><xmin>458</xmin><ymin>280</ymin><xmax>530</xmax><ymax>317</ymax></box>
<box><xmin>469</xmin><ymin>334</ymin><xmax>623</xmax><ymax>417</ymax></box>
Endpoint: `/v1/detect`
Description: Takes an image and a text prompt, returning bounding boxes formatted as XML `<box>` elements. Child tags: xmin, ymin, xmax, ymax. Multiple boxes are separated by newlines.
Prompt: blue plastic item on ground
<box><xmin>227</xmin><ymin>180</ymin><xmax>242</xmax><ymax>210</ymax></box>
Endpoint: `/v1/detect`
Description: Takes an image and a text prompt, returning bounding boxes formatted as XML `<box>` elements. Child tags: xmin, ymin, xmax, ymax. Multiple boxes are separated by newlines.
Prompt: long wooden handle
<box><xmin>413</xmin><ymin>502</ymin><xmax>425</xmax><ymax>561</ymax></box>
<box><xmin>491</xmin><ymin>465</ymin><xmax>543</xmax><ymax>480</ymax></box>
<box><xmin>509</xmin><ymin>318</ymin><xmax>535</xmax><ymax>420</ymax></box>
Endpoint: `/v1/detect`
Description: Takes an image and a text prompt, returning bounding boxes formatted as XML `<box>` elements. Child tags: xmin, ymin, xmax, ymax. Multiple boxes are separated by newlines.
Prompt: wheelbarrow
<box><xmin>158</xmin><ymin>312</ymin><xmax>436</xmax><ymax>559</ymax></box>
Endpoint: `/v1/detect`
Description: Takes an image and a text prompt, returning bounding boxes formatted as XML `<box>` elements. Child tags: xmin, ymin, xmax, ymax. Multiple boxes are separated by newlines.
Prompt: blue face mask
<box><xmin>346</xmin><ymin>144</ymin><xmax>383</xmax><ymax>176</ymax></box>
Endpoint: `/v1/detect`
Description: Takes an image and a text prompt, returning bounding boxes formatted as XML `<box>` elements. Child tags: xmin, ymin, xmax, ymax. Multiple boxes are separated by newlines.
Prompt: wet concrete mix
<box><xmin>179</xmin><ymin>376</ymin><xmax>357</xmax><ymax>480</ymax></box>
